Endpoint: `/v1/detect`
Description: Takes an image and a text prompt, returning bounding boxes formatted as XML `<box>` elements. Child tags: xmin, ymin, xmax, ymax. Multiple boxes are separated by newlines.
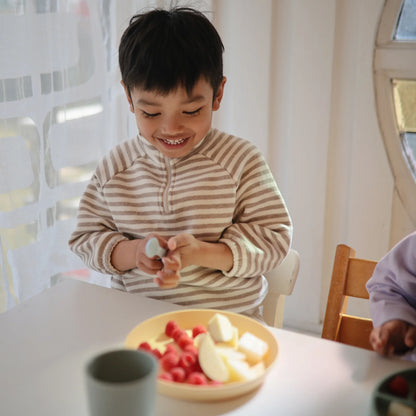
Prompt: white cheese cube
<box><xmin>208</xmin><ymin>313</ymin><xmax>235</xmax><ymax>342</ymax></box>
<box><xmin>225</xmin><ymin>359</ymin><xmax>256</xmax><ymax>382</ymax></box>
<box><xmin>216</xmin><ymin>327</ymin><xmax>239</xmax><ymax>348</ymax></box>
<box><xmin>238</xmin><ymin>332</ymin><xmax>269</xmax><ymax>364</ymax></box>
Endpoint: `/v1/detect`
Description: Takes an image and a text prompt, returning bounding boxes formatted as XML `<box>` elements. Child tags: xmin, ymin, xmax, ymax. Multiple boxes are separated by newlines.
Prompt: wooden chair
<box><xmin>263</xmin><ymin>249</ymin><xmax>300</xmax><ymax>328</ymax></box>
<box><xmin>321</xmin><ymin>244</ymin><xmax>377</xmax><ymax>350</ymax></box>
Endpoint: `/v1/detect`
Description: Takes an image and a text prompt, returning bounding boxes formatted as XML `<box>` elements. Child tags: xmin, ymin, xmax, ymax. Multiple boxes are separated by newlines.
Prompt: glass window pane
<box><xmin>392</xmin><ymin>79</ymin><xmax>416</xmax><ymax>133</ymax></box>
<box><xmin>402</xmin><ymin>132</ymin><xmax>416</xmax><ymax>179</ymax></box>
<box><xmin>394</xmin><ymin>0</ymin><xmax>416</xmax><ymax>41</ymax></box>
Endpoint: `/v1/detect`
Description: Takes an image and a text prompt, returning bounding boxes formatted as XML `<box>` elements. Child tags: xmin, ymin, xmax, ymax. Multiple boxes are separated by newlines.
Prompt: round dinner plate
<box><xmin>371</xmin><ymin>368</ymin><xmax>416</xmax><ymax>415</ymax></box>
<box><xmin>125</xmin><ymin>309</ymin><xmax>278</xmax><ymax>401</ymax></box>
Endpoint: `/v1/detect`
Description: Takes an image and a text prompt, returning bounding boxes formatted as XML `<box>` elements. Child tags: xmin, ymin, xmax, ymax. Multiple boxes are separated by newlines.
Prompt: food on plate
<box><xmin>387</xmin><ymin>401</ymin><xmax>415</xmax><ymax>416</ymax></box>
<box><xmin>208</xmin><ymin>312</ymin><xmax>235</xmax><ymax>342</ymax></box>
<box><xmin>388</xmin><ymin>375</ymin><xmax>410</xmax><ymax>398</ymax></box>
<box><xmin>238</xmin><ymin>332</ymin><xmax>269</xmax><ymax>364</ymax></box>
<box><xmin>198</xmin><ymin>333</ymin><xmax>229</xmax><ymax>382</ymax></box>
<box><xmin>137</xmin><ymin>312</ymin><xmax>270</xmax><ymax>386</ymax></box>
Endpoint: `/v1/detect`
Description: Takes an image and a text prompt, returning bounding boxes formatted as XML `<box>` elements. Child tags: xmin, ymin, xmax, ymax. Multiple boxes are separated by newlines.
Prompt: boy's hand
<box><xmin>153</xmin><ymin>233</ymin><xmax>233</xmax><ymax>289</ymax></box>
<box><xmin>135</xmin><ymin>234</ymin><xmax>167</xmax><ymax>275</ymax></box>
<box><xmin>166</xmin><ymin>233</ymin><xmax>200</xmax><ymax>268</ymax></box>
<box><xmin>153</xmin><ymin>233</ymin><xmax>198</xmax><ymax>289</ymax></box>
<box><xmin>154</xmin><ymin>254</ymin><xmax>181</xmax><ymax>289</ymax></box>
<box><xmin>369</xmin><ymin>319</ymin><xmax>416</xmax><ymax>357</ymax></box>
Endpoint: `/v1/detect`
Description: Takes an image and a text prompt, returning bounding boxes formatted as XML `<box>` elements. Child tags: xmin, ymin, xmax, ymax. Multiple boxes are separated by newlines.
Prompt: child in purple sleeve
<box><xmin>366</xmin><ymin>231</ymin><xmax>416</xmax><ymax>358</ymax></box>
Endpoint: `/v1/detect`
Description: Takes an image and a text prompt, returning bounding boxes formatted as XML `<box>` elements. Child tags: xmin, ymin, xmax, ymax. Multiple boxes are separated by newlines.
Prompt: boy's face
<box><xmin>123</xmin><ymin>77</ymin><xmax>226</xmax><ymax>159</ymax></box>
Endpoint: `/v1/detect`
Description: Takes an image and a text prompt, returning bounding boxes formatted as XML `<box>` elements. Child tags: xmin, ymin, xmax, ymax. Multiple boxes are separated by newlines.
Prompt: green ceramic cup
<box><xmin>85</xmin><ymin>349</ymin><xmax>158</xmax><ymax>416</ymax></box>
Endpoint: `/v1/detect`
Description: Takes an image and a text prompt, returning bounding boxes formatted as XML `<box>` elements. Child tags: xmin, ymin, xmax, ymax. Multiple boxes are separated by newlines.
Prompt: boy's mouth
<box><xmin>159</xmin><ymin>137</ymin><xmax>188</xmax><ymax>146</ymax></box>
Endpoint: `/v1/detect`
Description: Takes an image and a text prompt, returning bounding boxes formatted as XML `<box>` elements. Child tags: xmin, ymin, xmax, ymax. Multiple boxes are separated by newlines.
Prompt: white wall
<box><xmin>211</xmin><ymin>0</ymin><xmax>406</xmax><ymax>334</ymax></box>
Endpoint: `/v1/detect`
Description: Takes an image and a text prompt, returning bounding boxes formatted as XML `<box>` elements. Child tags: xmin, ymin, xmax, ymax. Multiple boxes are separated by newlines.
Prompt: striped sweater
<box><xmin>69</xmin><ymin>128</ymin><xmax>292</xmax><ymax>313</ymax></box>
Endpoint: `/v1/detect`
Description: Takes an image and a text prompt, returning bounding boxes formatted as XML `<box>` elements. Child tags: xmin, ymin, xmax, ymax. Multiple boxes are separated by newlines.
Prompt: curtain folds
<box><xmin>0</xmin><ymin>0</ymin><xmax>123</xmax><ymax>311</ymax></box>
<box><xmin>0</xmin><ymin>0</ymin><xmax>214</xmax><ymax>312</ymax></box>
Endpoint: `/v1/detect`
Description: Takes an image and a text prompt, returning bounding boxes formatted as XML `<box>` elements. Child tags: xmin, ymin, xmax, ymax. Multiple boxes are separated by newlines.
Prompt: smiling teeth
<box><xmin>162</xmin><ymin>138</ymin><xmax>186</xmax><ymax>145</ymax></box>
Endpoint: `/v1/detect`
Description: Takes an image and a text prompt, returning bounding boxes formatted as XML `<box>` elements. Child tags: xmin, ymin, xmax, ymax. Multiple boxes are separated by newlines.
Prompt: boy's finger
<box><xmin>162</xmin><ymin>254</ymin><xmax>181</xmax><ymax>269</ymax></box>
<box><xmin>405</xmin><ymin>327</ymin><xmax>416</xmax><ymax>348</ymax></box>
<box><xmin>156</xmin><ymin>269</ymin><xmax>179</xmax><ymax>282</ymax></box>
<box><xmin>154</xmin><ymin>277</ymin><xmax>178</xmax><ymax>289</ymax></box>
<box><xmin>167</xmin><ymin>237</ymin><xmax>177</xmax><ymax>251</ymax></box>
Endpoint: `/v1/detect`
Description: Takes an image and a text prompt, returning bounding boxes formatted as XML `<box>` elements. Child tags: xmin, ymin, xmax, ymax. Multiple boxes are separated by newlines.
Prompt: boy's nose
<box><xmin>161</xmin><ymin>114</ymin><xmax>183</xmax><ymax>134</ymax></box>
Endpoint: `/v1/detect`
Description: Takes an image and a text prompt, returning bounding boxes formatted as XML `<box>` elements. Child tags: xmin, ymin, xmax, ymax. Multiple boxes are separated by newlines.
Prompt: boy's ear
<box><xmin>121</xmin><ymin>81</ymin><xmax>134</xmax><ymax>113</ymax></box>
<box><xmin>212</xmin><ymin>77</ymin><xmax>227</xmax><ymax>111</ymax></box>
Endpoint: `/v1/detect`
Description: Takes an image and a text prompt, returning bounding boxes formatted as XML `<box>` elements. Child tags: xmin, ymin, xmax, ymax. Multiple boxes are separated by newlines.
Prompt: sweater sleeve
<box><xmin>68</xmin><ymin>174</ymin><xmax>129</xmax><ymax>275</ymax></box>
<box><xmin>219</xmin><ymin>147</ymin><xmax>292</xmax><ymax>278</ymax></box>
<box><xmin>366</xmin><ymin>232</ymin><xmax>416</xmax><ymax>327</ymax></box>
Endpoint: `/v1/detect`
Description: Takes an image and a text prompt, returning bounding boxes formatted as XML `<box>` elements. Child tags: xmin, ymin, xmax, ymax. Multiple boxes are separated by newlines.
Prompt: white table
<box><xmin>1</xmin><ymin>279</ymin><xmax>414</xmax><ymax>416</ymax></box>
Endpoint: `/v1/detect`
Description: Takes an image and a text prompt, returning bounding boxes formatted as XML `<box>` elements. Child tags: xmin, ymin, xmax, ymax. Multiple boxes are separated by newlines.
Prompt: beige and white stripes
<box><xmin>69</xmin><ymin>128</ymin><xmax>292</xmax><ymax>313</ymax></box>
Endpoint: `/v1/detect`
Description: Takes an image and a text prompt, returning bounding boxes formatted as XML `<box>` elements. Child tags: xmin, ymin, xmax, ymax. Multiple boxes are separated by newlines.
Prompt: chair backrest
<box><xmin>263</xmin><ymin>249</ymin><xmax>300</xmax><ymax>328</ymax></box>
<box><xmin>321</xmin><ymin>244</ymin><xmax>377</xmax><ymax>350</ymax></box>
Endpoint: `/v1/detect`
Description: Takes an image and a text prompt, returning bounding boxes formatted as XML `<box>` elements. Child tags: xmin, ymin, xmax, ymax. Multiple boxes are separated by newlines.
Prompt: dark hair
<box><xmin>119</xmin><ymin>7</ymin><xmax>224</xmax><ymax>97</ymax></box>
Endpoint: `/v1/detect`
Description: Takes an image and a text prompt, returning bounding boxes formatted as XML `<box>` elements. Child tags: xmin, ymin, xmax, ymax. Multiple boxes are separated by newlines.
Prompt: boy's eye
<box><xmin>142</xmin><ymin>111</ymin><xmax>160</xmax><ymax>118</ymax></box>
<box><xmin>184</xmin><ymin>107</ymin><xmax>202</xmax><ymax>116</ymax></box>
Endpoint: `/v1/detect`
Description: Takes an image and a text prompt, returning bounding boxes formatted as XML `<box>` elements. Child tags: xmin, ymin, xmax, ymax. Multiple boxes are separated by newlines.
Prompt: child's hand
<box><xmin>369</xmin><ymin>319</ymin><xmax>416</xmax><ymax>357</ymax></box>
<box><xmin>153</xmin><ymin>233</ymin><xmax>233</xmax><ymax>289</ymax></box>
<box><xmin>153</xmin><ymin>234</ymin><xmax>200</xmax><ymax>289</ymax></box>
<box><xmin>166</xmin><ymin>233</ymin><xmax>200</xmax><ymax>269</ymax></box>
<box><xmin>135</xmin><ymin>235</ymin><xmax>167</xmax><ymax>275</ymax></box>
<box><xmin>154</xmin><ymin>254</ymin><xmax>181</xmax><ymax>289</ymax></box>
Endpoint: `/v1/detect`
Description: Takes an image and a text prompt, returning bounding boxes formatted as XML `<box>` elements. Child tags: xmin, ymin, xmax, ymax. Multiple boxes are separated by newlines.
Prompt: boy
<box><xmin>69</xmin><ymin>7</ymin><xmax>292</xmax><ymax>315</ymax></box>
<box><xmin>366</xmin><ymin>232</ymin><xmax>416</xmax><ymax>359</ymax></box>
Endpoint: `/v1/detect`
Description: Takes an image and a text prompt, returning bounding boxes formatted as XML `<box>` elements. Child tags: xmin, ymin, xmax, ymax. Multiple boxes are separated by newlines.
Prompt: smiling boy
<box><xmin>69</xmin><ymin>7</ymin><xmax>292</xmax><ymax>315</ymax></box>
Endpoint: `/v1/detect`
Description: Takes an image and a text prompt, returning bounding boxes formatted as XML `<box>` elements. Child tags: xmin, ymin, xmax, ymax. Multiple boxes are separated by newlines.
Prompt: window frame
<box><xmin>374</xmin><ymin>0</ymin><xmax>416</xmax><ymax>224</ymax></box>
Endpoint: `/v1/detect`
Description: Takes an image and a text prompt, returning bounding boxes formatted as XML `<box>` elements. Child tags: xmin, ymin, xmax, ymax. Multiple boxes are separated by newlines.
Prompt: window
<box><xmin>374</xmin><ymin>0</ymin><xmax>416</xmax><ymax>223</ymax></box>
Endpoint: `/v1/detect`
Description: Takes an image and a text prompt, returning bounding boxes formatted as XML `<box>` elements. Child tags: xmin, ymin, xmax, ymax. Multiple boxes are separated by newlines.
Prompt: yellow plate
<box><xmin>125</xmin><ymin>309</ymin><xmax>278</xmax><ymax>401</ymax></box>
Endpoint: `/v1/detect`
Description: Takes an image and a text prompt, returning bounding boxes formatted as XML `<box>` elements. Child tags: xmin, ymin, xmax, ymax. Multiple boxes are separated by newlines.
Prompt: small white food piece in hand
<box><xmin>198</xmin><ymin>333</ymin><xmax>229</xmax><ymax>383</ymax></box>
<box><xmin>145</xmin><ymin>237</ymin><xmax>167</xmax><ymax>258</ymax></box>
<box><xmin>387</xmin><ymin>401</ymin><xmax>415</xmax><ymax>416</ymax></box>
<box><xmin>208</xmin><ymin>313</ymin><xmax>235</xmax><ymax>342</ymax></box>
<box><xmin>238</xmin><ymin>332</ymin><xmax>269</xmax><ymax>364</ymax></box>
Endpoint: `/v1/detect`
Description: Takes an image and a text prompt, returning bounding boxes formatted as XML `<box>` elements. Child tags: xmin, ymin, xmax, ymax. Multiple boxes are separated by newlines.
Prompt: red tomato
<box><xmin>165</xmin><ymin>320</ymin><xmax>179</xmax><ymax>337</ymax></box>
<box><xmin>178</xmin><ymin>351</ymin><xmax>197</xmax><ymax>370</ymax></box>
<box><xmin>158</xmin><ymin>372</ymin><xmax>173</xmax><ymax>382</ymax></box>
<box><xmin>137</xmin><ymin>342</ymin><xmax>152</xmax><ymax>351</ymax></box>
<box><xmin>170</xmin><ymin>367</ymin><xmax>186</xmax><ymax>383</ymax></box>
<box><xmin>192</xmin><ymin>325</ymin><xmax>207</xmax><ymax>338</ymax></box>
<box><xmin>388</xmin><ymin>375</ymin><xmax>409</xmax><ymax>398</ymax></box>
<box><xmin>172</xmin><ymin>328</ymin><xmax>186</xmax><ymax>342</ymax></box>
<box><xmin>177</xmin><ymin>333</ymin><xmax>193</xmax><ymax>350</ymax></box>
<box><xmin>163</xmin><ymin>343</ymin><xmax>178</xmax><ymax>357</ymax></box>
<box><xmin>183</xmin><ymin>344</ymin><xmax>198</xmax><ymax>356</ymax></box>
<box><xmin>151</xmin><ymin>348</ymin><xmax>162</xmax><ymax>359</ymax></box>
<box><xmin>160</xmin><ymin>352</ymin><xmax>179</xmax><ymax>372</ymax></box>
<box><xmin>186</xmin><ymin>371</ymin><xmax>208</xmax><ymax>385</ymax></box>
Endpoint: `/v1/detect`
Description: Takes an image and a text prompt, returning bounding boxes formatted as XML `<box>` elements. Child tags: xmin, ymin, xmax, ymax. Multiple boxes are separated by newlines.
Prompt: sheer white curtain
<box><xmin>0</xmin><ymin>0</ymin><xmax>214</xmax><ymax>312</ymax></box>
<box><xmin>0</xmin><ymin>0</ymin><xmax>126</xmax><ymax>311</ymax></box>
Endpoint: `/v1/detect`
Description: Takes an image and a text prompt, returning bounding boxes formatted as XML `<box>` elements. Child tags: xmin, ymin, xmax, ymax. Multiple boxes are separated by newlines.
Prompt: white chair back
<box><xmin>262</xmin><ymin>249</ymin><xmax>300</xmax><ymax>328</ymax></box>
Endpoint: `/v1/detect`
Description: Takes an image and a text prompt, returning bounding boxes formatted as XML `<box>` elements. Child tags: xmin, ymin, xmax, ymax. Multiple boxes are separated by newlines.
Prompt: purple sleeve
<box><xmin>366</xmin><ymin>232</ymin><xmax>416</xmax><ymax>327</ymax></box>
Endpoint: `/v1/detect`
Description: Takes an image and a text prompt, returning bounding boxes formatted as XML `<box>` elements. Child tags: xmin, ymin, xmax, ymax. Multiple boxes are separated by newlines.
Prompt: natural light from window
<box><xmin>374</xmin><ymin>0</ymin><xmax>416</xmax><ymax>223</ymax></box>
